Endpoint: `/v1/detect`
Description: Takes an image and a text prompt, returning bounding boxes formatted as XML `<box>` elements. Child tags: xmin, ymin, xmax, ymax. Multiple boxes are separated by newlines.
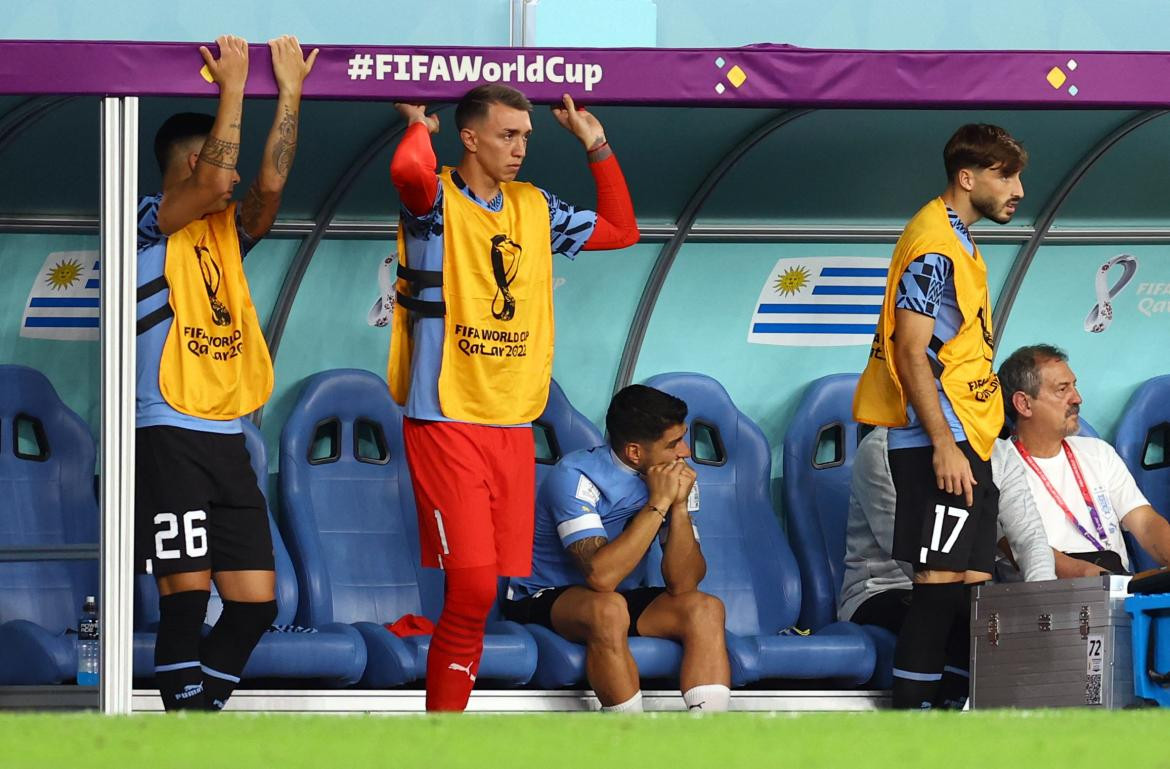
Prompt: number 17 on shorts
<box><xmin>920</xmin><ymin>504</ymin><xmax>969</xmax><ymax>563</ymax></box>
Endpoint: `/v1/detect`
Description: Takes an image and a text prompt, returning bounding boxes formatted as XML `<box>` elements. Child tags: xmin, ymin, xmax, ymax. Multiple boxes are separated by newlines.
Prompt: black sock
<box><xmin>892</xmin><ymin>582</ymin><xmax>965</xmax><ymax>709</ymax></box>
<box><xmin>937</xmin><ymin>586</ymin><xmax>972</xmax><ymax>709</ymax></box>
<box><xmin>199</xmin><ymin>599</ymin><xmax>277</xmax><ymax>710</ymax></box>
<box><xmin>154</xmin><ymin>590</ymin><xmax>211</xmax><ymax>712</ymax></box>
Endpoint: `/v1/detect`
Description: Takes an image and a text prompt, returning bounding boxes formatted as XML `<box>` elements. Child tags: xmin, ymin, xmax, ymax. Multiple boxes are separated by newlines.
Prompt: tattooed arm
<box><xmin>157</xmin><ymin>35</ymin><xmax>247</xmax><ymax>235</ymax></box>
<box><xmin>239</xmin><ymin>35</ymin><xmax>319</xmax><ymax>241</ymax></box>
<box><xmin>563</xmin><ymin>462</ymin><xmax>684</xmax><ymax>593</ymax></box>
<box><xmin>566</xmin><ymin>537</ymin><xmax>609</xmax><ymax>585</ymax></box>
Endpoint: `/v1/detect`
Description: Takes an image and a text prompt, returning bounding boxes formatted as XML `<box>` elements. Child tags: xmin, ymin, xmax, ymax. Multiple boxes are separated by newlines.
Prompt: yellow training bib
<box><xmin>389</xmin><ymin>168</ymin><xmax>554</xmax><ymax>424</ymax></box>
<box><xmin>159</xmin><ymin>203</ymin><xmax>274</xmax><ymax>420</ymax></box>
<box><xmin>853</xmin><ymin>198</ymin><xmax>1003</xmax><ymax>459</ymax></box>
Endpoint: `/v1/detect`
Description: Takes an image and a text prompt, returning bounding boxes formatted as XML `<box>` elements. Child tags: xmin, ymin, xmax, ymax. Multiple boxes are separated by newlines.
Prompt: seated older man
<box><xmin>995</xmin><ymin>344</ymin><xmax>1170</xmax><ymax>577</ymax></box>
<box><xmin>839</xmin><ymin>425</ymin><xmax>1055</xmax><ymax>709</ymax></box>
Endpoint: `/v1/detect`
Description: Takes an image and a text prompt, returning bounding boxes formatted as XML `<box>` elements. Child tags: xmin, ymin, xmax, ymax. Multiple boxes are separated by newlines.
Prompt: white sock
<box><xmin>600</xmin><ymin>691</ymin><xmax>643</xmax><ymax>713</ymax></box>
<box><xmin>683</xmin><ymin>684</ymin><xmax>730</xmax><ymax>712</ymax></box>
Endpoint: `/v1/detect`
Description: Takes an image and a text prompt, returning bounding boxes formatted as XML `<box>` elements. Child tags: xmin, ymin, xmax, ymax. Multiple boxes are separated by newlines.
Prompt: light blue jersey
<box><xmin>508</xmin><ymin>446</ymin><xmax>653</xmax><ymax>599</ymax></box>
<box><xmin>887</xmin><ymin>207</ymin><xmax>974</xmax><ymax>451</ymax></box>
<box><xmin>400</xmin><ymin>173</ymin><xmax>597</xmax><ymax>424</ymax></box>
<box><xmin>135</xmin><ymin>194</ymin><xmax>255</xmax><ymax>434</ymax></box>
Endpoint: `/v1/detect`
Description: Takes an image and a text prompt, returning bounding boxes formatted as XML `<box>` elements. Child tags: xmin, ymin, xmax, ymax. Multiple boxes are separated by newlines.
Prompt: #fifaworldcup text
<box><xmin>347</xmin><ymin>52</ymin><xmax>605</xmax><ymax>91</ymax></box>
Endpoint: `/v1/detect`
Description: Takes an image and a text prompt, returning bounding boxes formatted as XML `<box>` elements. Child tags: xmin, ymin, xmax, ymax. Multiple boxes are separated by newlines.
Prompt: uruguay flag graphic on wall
<box><xmin>21</xmin><ymin>251</ymin><xmax>100</xmax><ymax>341</ymax></box>
<box><xmin>747</xmin><ymin>256</ymin><xmax>889</xmax><ymax>347</ymax></box>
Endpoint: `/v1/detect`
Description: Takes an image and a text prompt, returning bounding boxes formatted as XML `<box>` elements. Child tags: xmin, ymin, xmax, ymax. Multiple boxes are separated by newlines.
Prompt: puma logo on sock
<box><xmin>174</xmin><ymin>684</ymin><xmax>204</xmax><ymax>701</ymax></box>
<box><xmin>447</xmin><ymin>661</ymin><xmax>477</xmax><ymax>682</ymax></box>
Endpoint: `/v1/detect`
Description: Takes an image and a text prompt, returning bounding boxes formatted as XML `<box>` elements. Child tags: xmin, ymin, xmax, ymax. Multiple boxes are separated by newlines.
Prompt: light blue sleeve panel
<box><xmin>894</xmin><ymin>252</ymin><xmax>952</xmax><ymax>319</ymax></box>
<box><xmin>541</xmin><ymin>188</ymin><xmax>597</xmax><ymax>260</ymax></box>
<box><xmin>542</xmin><ymin>465</ymin><xmax>609</xmax><ymax>548</ymax></box>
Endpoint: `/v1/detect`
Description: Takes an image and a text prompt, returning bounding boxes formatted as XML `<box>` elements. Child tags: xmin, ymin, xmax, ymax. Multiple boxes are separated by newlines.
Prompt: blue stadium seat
<box><xmin>279</xmin><ymin>369</ymin><xmax>537</xmax><ymax>687</ymax></box>
<box><xmin>0</xmin><ymin>365</ymin><xmax>99</xmax><ymax>684</ymax></box>
<box><xmin>132</xmin><ymin>419</ymin><xmax>367</xmax><ymax>687</ymax></box>
<box><xmin>644</xmin><ymin>372</ymin><xmax>875</xmax><ymax>687</ymax></box>
<box><xmin>1114</xmin><ymin>375</ymin><xmax>1170</xmax><ymax>572</ymax></box>
<box><xmin>532</xmin><ymin>379</ymin><xmax>604</xmax><ymax>487</ymax></box>
<box><xmin>516</xmin><ymin>379</ymin><xmax>685</xmax><ymax>689</ymax></box>
<box><xmin>781</xmin><ymin>374</ymin><xmax>894</xmax><ymax>687</ymax></box>
<box><xmin>782</xmin><ymin>374</ymin><xmax>861</xmax><ymax>634</ymax></box>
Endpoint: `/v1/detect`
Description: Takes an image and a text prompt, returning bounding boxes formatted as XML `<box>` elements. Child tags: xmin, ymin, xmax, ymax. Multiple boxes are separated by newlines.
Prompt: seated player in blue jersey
<box><xmin>504</xmin><ymin>385</ymin><xmax>731</xmax><ymax>712</ymax></box>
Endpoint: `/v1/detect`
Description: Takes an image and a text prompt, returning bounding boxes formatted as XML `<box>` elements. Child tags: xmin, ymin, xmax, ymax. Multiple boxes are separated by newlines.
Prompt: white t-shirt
<box><xmin>995</xmin><ymin>436</ymin><xmax>1148</xmax><ymax>571</ymax></box>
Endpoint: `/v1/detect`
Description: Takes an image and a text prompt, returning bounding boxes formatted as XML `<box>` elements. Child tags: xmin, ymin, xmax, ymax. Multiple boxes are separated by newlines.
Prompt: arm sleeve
<box><xmin>390</xmin><ymin>122</ymin><xmax>440</xmax><ymax>218</ymax></box>
<box><xmin>137</xmin><ymin>195</ymin><xmax>164</xmax><ymax>251</ymax></box>
<box><xmin>854</xmin><ymin>428</ymin><xmax>899</xmax><ymax>555</ymax></box>
<box><xmin>993</xmin><ymin>442</ymin><xmax>1057</xmax><ymax>581</ymax></box>
<box><xmin>583</xmin><ymin>154</ymin><xmax>638</xmax><ymax>251</ymax></box>
<box><xmin>848</xmin><ymin>427</ymin><xmax>914</xmax><ymax>582</ymax></box>
<box><xmin>1100</xmin><ymin>441</ymin><xmax>1150</xmax><ymax>521</ymax></box>
<box><xmin>894</xmin><ymin>253</ymin><xmax>952</xmax><ymax>318</ymax></box>
<box><xmin>544</xmin><ymin>190</ymin><xmax>597</xmax><ymax>259</ymax></box>
<box><xmin>544</xmin><ymin>468</ymin><xmax>609</xmax><ymax>548</ymax></box>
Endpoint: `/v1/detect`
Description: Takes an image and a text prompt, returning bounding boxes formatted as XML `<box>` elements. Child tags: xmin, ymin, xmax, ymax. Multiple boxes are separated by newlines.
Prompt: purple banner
<box><xmin>0</xmin><ymin>40</ymin><xmax>1168</xmax><ymax>107</ymax></box>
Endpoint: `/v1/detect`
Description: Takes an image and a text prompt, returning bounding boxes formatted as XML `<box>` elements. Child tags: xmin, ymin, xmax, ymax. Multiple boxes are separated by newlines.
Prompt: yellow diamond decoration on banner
<box><xmin>1046</xmin><ymin>66</ymin><xmax>1067</xmax><ymax>89</ymax></box>
<box><xmin>727</xmin><ymin>65</ymin><xmax>747</xmax><ymax>88</ymax></box>
<box><xmin>199</xmin><ymin>64</ymin><xmax>214</xmax><ymax>84</ymax></box>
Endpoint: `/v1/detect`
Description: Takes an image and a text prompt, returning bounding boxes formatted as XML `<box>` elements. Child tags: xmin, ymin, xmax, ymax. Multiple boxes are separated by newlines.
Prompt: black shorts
<box><xmin>502</xmin><ymin>586</ymin><xmax>667</xmax><ymax>637</ymax></box>
<box><xmin>850</xmin><ymin>589</ymin><xmax>912</xmax><ymax>636</ymax></box>
<box><xmin>889</xmin><ymin>442</ymin><xmax>999</xmax><ymax>574</ymax></box>
<box><xmin>135</xmin><ymin>426</ymin><xmax>274</xmax><ymax>577</ymax></box>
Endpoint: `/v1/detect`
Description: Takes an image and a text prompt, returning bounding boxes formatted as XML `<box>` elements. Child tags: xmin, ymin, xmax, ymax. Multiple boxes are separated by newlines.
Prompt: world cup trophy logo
<box><xmin>195</xmin><ymin>245</ymin><xmax>232</xmax><ymax>327</ymax></box>
<box><xmin>489</xmin><ymin>234</ymin><xmax>522</xmax><ymax>322</ymax></box>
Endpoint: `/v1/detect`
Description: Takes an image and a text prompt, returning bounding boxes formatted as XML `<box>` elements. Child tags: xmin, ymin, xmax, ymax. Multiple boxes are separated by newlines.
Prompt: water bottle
<box><xmin>77</xmin><ymin>595</ymin><xmax>99</xmax><ymax>687</ymax></box>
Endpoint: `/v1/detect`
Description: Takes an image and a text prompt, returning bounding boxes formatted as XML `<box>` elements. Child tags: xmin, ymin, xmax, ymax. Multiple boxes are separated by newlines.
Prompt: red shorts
<box><xmin>402</xmin><ymin>418</ymin><xmax>535</xmax><ymax>575</ymax></box>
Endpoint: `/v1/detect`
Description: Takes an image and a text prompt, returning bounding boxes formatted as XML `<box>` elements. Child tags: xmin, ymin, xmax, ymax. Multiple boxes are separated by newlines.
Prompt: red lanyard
<box><xmin>1012</xmin><ymin>437</ymin><xmax>1108</xmax><ymax>552</ymax></box>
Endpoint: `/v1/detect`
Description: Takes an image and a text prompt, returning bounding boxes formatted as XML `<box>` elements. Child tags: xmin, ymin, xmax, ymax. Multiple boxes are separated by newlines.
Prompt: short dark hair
<box><xmin>944</xmin><ymin>124</ymin><xmax>1028</xmax><ymax>182</ymax></box>
<box><xmin>154</xmin><ymin>112</ymin><xmax>215</xmax><ymax>174</ymax></box>
<box><xmin>998</xmin><ymin>344</ymin><xmax>1068</xmax><ymax>420</ymax></box>
<box><xmin>454</xmin><ymin>84</ymin><xmax>532</xmax><ymax>131</ymax></box>
<box><xmin>606</xmin><ymin>385</ymin><xmax>688</xmax><ymax>450</ymax></box>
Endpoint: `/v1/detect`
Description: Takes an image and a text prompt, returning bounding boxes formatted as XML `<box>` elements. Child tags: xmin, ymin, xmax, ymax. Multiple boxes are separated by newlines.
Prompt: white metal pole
<box><xmin>510</xmin><ymin>0</ymin><xmax>538</xmax><ymax>47</ymax></box>
<box><xmin>521</xmin><ymin>0</ymin><xmax>538</xmax><ymax>47</ymax></box>
<box><xmin>98</xmin><ymin>96</ymin><xmax>137</xmax><ymax>715</ymax></box>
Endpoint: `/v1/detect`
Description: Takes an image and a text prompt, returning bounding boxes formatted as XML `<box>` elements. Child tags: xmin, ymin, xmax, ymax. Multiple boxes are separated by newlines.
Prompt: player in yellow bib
<box><xmin>853</xmin><ymin>124</ymin><xmax>1027</xmax><ymax>709</ymax></box>
<box><xmin>389</xmin><ymin>85</ymin><xmax>639</xmax><ymax>711</ymax></box>
<box><xmin>134</xmin><ymin>35</ymin><xmax>317</xmax><ymax>712</ymax></box>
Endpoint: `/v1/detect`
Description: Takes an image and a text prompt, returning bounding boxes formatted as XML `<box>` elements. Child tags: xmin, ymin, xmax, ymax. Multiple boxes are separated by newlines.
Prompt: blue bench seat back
<box><xmin>279</xmin><ymin>369</ymin><xmax>535</xmax><ymax>686</ymax></box>
<box><xmin>643</xmin><ymin>372</ymin><xmax>875</xmax><ymax>687</ymax></box>
<box><xmin>0</xmin><ymin>365</ymin><xmax>99</xmax><ymax>684</ymax></box>
<box><xmin>1114</xmin><ymin>375</ymin><xmax>1170</xmax><ymax>572</ymax></box>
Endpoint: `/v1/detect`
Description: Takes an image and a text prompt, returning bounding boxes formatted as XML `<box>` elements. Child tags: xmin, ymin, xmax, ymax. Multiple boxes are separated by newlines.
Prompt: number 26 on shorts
<box><xmin>154</xmin><ymin>510</ymin><xmax>209</xmax><ymax>559</ymax></box>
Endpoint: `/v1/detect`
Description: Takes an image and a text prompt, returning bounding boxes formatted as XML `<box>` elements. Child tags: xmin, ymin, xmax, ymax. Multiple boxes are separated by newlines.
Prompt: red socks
<box><xmin>425</xmin><ymin>565</ymin><xmax>498</xmax><ymax>712</ymax></box>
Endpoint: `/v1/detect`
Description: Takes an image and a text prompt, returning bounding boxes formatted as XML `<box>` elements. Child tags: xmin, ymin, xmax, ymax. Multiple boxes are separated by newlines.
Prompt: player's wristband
<box><xmin>586</xmin><ymin>140</ymin><xmax>610</xmax><ymax>156</ymax></box>
<box><xmin>647</xmin><ymin>504</ymin><xmax>668</xmax><ymax>522</ymax></box>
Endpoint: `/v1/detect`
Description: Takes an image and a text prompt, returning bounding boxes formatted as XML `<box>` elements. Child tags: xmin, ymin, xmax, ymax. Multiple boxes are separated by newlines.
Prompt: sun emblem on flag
<box><xmin>774</xmin><ymin>266</ymin><xmax>810</xmax><ymax>296</ymax></box>
<box><xmin>45</xmin><ymin>258</ymin><xmax>83</xmax><ymax>291</ymax></box>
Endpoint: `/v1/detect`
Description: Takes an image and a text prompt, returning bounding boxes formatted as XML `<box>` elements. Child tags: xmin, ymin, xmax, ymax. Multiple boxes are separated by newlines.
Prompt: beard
<box><xmin>971</xmin><ymin>191</ymin><xmax>1015</xmax><ymax>224</ymax></box>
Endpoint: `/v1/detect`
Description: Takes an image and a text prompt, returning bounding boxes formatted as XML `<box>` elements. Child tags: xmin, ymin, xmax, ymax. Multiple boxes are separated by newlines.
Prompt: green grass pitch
<box><xmin>1</xmin><ymin>710</ymin><xmax>1167</xmax><ymax>769</ymax></box>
